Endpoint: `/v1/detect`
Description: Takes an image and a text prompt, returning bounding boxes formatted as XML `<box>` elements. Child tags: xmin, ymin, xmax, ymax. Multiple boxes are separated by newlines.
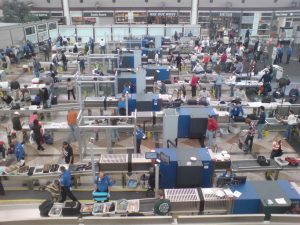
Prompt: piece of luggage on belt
<box><xmin>257</xmin><ymin>155</ymin><xmax>270</xmax><ymax>166</ymax></box>
<box><xmin>93</xmin><ymin>191</ymin><xmax>109</xmax><ymax>202</ymax></box>
<box><xmin>62</xmin><ymin>201</ymin><xmax>81</xmax><ymax>216</ymax></box>
<box><xmin>285</xmin><ymin>157</ymin><xmax>299</xmax><ymax>166</ymax></box>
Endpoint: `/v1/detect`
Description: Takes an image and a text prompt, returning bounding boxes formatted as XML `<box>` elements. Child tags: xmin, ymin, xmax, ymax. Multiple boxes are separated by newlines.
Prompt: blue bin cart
<box><xmin>198</xmin><ymin>148</ymin><xmax>214</xmax><ymax>188</ymax></box>
<box><xmin>156</xmin><ymin>148</ymin><xmax>177</xmax><ymax>189</ymax></box>
<box><xmin>232</xmin><ymin>181</ymin><xmax>260</xmax><ymax>214</ymax></box>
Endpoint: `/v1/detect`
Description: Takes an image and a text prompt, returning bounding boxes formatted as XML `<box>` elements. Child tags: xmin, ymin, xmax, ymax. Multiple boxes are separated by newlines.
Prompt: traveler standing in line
<box><xmin>62</xmin><ymin>142</ymin><xmax>74</xmax><ymax>164</ymax></box>
<box><xmin>284</xmin><ymin>109</ymin><xmax>298</xmax><ymax>140</ymax></box>
<box><xmin>66</xmin><ymin>78</ymin><xmax>76</xmax><ymax>101</ymax></box>
<box><xmin>257</xmin><ymin>106</ymin><xmax>266</xmax><ymax>139</ymax></box>
<box><xmin>244</xmin><ymin>118</ymin><xmax>255</xmax><ymax>154</ymax></box>
<box><xmin>176</xmin><ymin>53</ymin><xmax>182</xmax><ymax>73</ymax></box>
<box><xmin>12</xmin><ymin>138</ymin><xmax>24</xmax><ymax>164</ymax></box>
<box><xmin>32</xmin><ymin>54</ymin><xmax>41</xmax><ymax>78</ymax></box>
<box><xmin>190</xmin><ymin>74</ymin><xmax>198</xmax><ymax>97</ymax></box>
<box><xmin>12</xmin><ymin>111</ymin><xmax>23</xmax><ymax>143</ymax></box>
<box><xmin>286</xmin><ymin>45</ymin><xmax>292</xmax><ymax>64</ymax></box>
<box><xmin>215</xmin><ymin>73</ymin><xmax>223</xmax><ymax>101</ymax></box>
<box><xmin>59</xmin><ymin>166</ymin><xmax>78</xmax><ymax>203</ymax></box>
<box><xmin>206</xmin><ymin>115</ymin><xmax>218</xmax><ymax>147</ymax></box>
<box><xmin>135</xmin><ymin>125</ymin><xmax>145</xmax><ymax>154</ymax></box>
<box><xmin>61</xmin><ymin>51</ymin><xmax>68</xmax><ymax>71</ymax></box>
<box><xmin>4</xmin><ymin>54</ymin><xmax>11</xmax><ymax>74</ymax></box>
<box><xmin>32</xmin><ymin>119</ymin><xmax>44</xmax><ymax>151</ymax></box>
<box><xmin>270</xmin><ymin>138</ymin><xmax>283</xmax><ymax>159</ymax></box>
<box><xmin>99</xmin><ymin>38</ymin><xmax>106</xmax><ymax>54</ymax></box>
<box><xmin>10</xmin><ymin>79</ymin><xmax>21</xmax><ymax>101</ymax></box>
<box><xmin>67</xmin><ymin>108</ymin><xmax>78</xmax><ymax>142</ymax></box>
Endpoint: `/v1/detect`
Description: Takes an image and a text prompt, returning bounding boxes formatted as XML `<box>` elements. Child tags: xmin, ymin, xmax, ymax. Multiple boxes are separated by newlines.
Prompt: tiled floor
<box><xmin>1</xmin><ymin>55</ymin><xmax>300</xmax><ymax>200</ymax></box>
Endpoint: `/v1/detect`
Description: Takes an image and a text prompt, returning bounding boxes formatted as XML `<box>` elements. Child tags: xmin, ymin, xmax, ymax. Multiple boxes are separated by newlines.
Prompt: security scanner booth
<box><xmin>145</xmin><ymin>65</ymin><xmax>170</xmax><ymax>81</ymax></box>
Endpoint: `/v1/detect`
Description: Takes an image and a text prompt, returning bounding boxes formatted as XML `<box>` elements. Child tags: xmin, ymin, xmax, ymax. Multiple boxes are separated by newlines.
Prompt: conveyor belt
<box><xmin>231</xmin><ymin>159</ymin><xmax>281</xmax><ymax>172</ymax></box>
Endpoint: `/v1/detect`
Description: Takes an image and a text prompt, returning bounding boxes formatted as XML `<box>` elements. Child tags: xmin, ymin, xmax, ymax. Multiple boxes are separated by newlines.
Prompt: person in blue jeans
<box><xmin>59</xmin><ymin>166</ymin><xmax>78</xmax><ymax>203</ymax></box>
<box><xmin>257</xmin><ymin>106</ymin><xmax>266</xmax><ymax>139</ymax></box>
<box><xmin>12</xmin><ymin>139</ymin><xmax>24</xmax><ymax>163</ymax></box>
<box><xmin>215</xmin><ymin>73</ymin><xmax>223</xmax><ymax>101</ymax></box>
<box><xmin>136</xmin><ymin>125</ymin><xmax>145</xmax><ymax>154</ymax></box>
<box><xmin>94</xmin><ymin>171</ymin><xmax>112</xmax><ymax>201</ymax></box>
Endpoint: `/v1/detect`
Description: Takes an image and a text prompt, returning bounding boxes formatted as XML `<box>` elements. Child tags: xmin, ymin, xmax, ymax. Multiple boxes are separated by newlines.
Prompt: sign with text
<box><xmin>83</xmin><ymin>12</ymin><xmax>113</xmax><ymax>17</ymax></box>
<box><xmin>148</xmin><ymin>12</ymin><xmax>177</xmax><ymax>17</ymax></box>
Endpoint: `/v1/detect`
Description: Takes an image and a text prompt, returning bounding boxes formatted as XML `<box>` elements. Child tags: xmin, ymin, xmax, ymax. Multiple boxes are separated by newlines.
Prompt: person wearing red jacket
<box><xmin>206</xmin><ymin>115</ymin><xmax>218</xmax><ymax>147</ymax></box>
<box><xmin>220</xmin><ymin>52</ymin><xmax>227</xmax><ymax>72</ymax></box>
<box><xmin>190</xmin><ymin>74</ymin><xmax>198</xmax><ymax>97</ymax></box>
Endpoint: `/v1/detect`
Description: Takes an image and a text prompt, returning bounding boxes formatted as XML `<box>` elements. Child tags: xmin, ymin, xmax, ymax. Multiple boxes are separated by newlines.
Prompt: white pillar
<box><xmin>62</xmin><ymin>0</ymin><xmax>71</xmax><ymax>25</ymax></box>
<box><xmin>191</xmin><ymin>0</ymin><xmax>199</xmax><ymax>25</ymax></box>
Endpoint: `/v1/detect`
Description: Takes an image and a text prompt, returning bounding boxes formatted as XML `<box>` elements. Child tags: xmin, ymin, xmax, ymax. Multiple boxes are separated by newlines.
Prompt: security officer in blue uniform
<box><xmin>136</xmin><ymin>125</ymin><xmax>145</xmax><ymax>154</ymax></box>
<box><xmin>93</xmin><ymin>171</ymin><xmax>112</xmax><ymax>202</ymax></box>
<box><xmin>59</xmin><ymin>166</ymin><xmax>78</xmax><ymax>203</ymax></box>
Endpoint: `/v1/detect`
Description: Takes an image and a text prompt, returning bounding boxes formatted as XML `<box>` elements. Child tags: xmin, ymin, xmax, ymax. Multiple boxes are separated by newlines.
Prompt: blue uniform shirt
<box><xmin>59</xmin><ymin>170</ymin><xmax>72</xmax><ymax>187</ymax></box>
<box><xmin>230</xmin><ymin>105</ymin><xmax>244</xmax><ymax>117</ymax></box>
<box><xmin>15</xmin><ymin>143</ymin><xmax>24</xmax><ymax>162</ymax></box>
<box><xmin>94</xmin><ymin>175</ymin><xmax>112</xmax><ymax>192</ymax></box>
<box><xmin>136</xmin><ymin>128</ymin><xmax>145</xmax><ymax>141</ymax></box>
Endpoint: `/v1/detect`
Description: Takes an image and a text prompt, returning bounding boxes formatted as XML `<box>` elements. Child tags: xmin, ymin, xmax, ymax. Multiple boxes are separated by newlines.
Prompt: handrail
<box><xmin>167</xmin><ymin>138</ymin><xmax>178</xmax><ymax>148</ymax></box>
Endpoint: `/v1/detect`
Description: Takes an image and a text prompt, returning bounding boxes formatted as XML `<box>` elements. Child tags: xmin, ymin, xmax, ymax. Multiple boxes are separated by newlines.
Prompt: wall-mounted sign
<box><xmin>148</xmin><ymin>12</ymin><xmax>177</xmax><ymax>17</ymax></box>
<box><xmin>83</xmin><ymin>12</ymin><xmax>113</xmax><ymax>17</ymax></box>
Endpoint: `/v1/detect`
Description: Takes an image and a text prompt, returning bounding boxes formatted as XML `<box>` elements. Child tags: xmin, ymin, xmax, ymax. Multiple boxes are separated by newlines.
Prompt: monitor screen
<box><xmin>160</xmin><ymin>152</ymin><xmax>170</xmax><ymax>164</ymax></box>
<box><xmin>145</xmin><ymin>152</ymin><xmax>158</xmax><ymax>159</ymax></box>
<box><xmin>216</xmin><ymin>177</ymin><xmax>232</xmax><ymax>188</ymax></box>
<box><xmin>232</xmin><ymin>176</ymin><xmax>247</xmax><ymax>185</ymax></box>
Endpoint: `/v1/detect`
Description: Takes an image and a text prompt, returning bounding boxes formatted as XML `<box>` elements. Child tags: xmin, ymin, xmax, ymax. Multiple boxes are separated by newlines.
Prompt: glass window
<box><xmin>115</xmin><ymin>12</ymin><xmax>129</xmax><ymax>23</ymax></box>
<box><xmin>179</xmin><ymin>11</ymin><xmax>190</xmax><ymax>24</ymax></box>
<box><xmin>133</xmin><ymin>12</ymin><xmax>147</xmax><ymax>24</ymax></box>
<box><xmin>241</xmin><ymin>24</ymin><xmax>253</xmax><ymax>29</ymax></box>
<box><xmin>48</xmin><ymin>22</ymin><xmax>57</xmax><ymax>30</ymax></box>
<box><xmin>243</xmin><ymin>13</ymin><xmax>254</xmax><ymax>16</ymax></box>
<box><xmin>37</xmin><ymin>24</ymin><xmax>47</xmax><ymax>33</ymax></box>
<box><xmin>25</xmin><ymin>26</ymin><xmax>35</xmax><ymax>35</ymax></box>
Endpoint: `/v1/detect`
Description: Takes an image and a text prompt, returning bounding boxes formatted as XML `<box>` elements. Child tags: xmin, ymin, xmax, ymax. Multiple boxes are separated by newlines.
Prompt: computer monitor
<box><xmin>145</xmin><ymin>152</ymin><xmax>158</xmax><ymax>160</ymax></box>
<box><xmin>159</xmin><ymin>152</ymin><xmax>170</xmax><ymax>164</ymax></box>
<box><xmin>232</xmin><ymin>176</ymin><xmax>247</xmax><ymax>185</ymax></box>
<box><xmin>216</xmin><ymin>177</ymin><xmax>232</xmax><ymax>188</ymax></box>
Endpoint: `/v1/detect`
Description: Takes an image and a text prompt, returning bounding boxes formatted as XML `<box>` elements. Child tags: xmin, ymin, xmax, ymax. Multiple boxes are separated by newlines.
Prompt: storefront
<box><xmin>147</xmin><ymin>12</ymin><xmax>178</xmax><ymax>24</ymax></box>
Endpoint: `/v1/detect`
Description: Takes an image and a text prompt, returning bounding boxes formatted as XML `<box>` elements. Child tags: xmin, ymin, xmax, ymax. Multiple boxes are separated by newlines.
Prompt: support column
<box><xmin>191</xmin><ymin>0</ymin><xmax>199</xmax><ymax>25</ymax></box>
<box><xmin>62</xmin><ymin>0</ymin><xmax>71</xmax><ymax>25</ymax></box>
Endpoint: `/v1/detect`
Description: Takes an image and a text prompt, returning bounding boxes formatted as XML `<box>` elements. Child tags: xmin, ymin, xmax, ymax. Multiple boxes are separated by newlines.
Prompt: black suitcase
<box><xmin>187</xmin><ymin>99</ymin><xmax>198</xmax><ymax>105</ymax></box>
<box><xmin>51</xmin><ymin>96</ymin><xmax>58</xmax><ymax>105</ymax></box>
<box><xmin>262</xmin><ymin>96</ymin><xmax>271</xmax><ymax>103</ymax></box>
<box><xmin>62</xmin><ymin>201</ymin><xmax>81</xmax><ymax>216</ymax></box>
<box><xmin>39</xmin><ymin>199</ymin><xmax>54</xmax><ymax>217</ymax></box>
<box><xmin>234</xmin><ymin>116</ymin><xmax>246</xmax><ymax>122</ymax></box>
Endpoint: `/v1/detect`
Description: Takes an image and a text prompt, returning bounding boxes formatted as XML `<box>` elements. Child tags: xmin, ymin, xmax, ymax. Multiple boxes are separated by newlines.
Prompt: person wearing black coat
<box><xmin>32</xmin><ymin>119</ymin><xmax>44</xmax><ymax>151</ymax></box>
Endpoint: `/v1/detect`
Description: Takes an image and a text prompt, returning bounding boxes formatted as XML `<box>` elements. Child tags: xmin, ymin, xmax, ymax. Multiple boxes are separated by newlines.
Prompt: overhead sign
<box><xmin>148</xmin><ymin>12</ymin><xmax>177</xmax><ymax>17</ymax></box>
<box><xmin>83</xmin><ymin>12</ymin><xmax>113</xmax><ymax>17</ymax></box>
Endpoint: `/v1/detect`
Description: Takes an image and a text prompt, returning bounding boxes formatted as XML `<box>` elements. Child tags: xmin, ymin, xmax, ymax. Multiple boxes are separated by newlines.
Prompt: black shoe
<box><xmin>41</xmin><ymin>147</ymin><xmax>45</xmax><ymax>151</ymax></box>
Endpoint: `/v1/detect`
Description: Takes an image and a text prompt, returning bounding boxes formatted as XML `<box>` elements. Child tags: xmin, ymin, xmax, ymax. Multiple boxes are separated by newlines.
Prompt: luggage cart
<box><xmin>164</xmin><ymin>188</ymin><xmax>200</xmax><ymax>213</ymax></box>
<box><xmin>201</xmin><ymin>188</ymin><xmax>231</xmax><ymax>214</ymax></box>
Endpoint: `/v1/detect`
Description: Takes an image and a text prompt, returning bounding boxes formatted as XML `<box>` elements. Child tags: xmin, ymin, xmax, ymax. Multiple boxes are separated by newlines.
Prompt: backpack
<box><xmin>43</xmin><ymin>132</ymin><xmax>53</xmax><ymax>145</ymax></box>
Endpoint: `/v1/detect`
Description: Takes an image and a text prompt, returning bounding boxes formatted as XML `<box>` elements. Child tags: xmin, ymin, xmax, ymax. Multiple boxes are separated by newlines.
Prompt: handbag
<box><xmin>257</xmin><ymin>155</ymin><xmax>270</xmax><ymax>166</ymax></box>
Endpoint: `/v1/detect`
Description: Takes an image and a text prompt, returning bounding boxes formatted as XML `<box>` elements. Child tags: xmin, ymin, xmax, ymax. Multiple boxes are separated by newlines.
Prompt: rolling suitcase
<box><xmin>187</xmin><ymin>99</ymin><xmax>198</xmax><ymax>105</ymax></box>
<box><xmin>39</xmin><ymin>199</ymin><xmax>54</xmax><ymax>217</ymax></box>
<box><xmin>51</xmin><ymin>96</ymin><xmax>58</xmax><ymax>105</ymax></box>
